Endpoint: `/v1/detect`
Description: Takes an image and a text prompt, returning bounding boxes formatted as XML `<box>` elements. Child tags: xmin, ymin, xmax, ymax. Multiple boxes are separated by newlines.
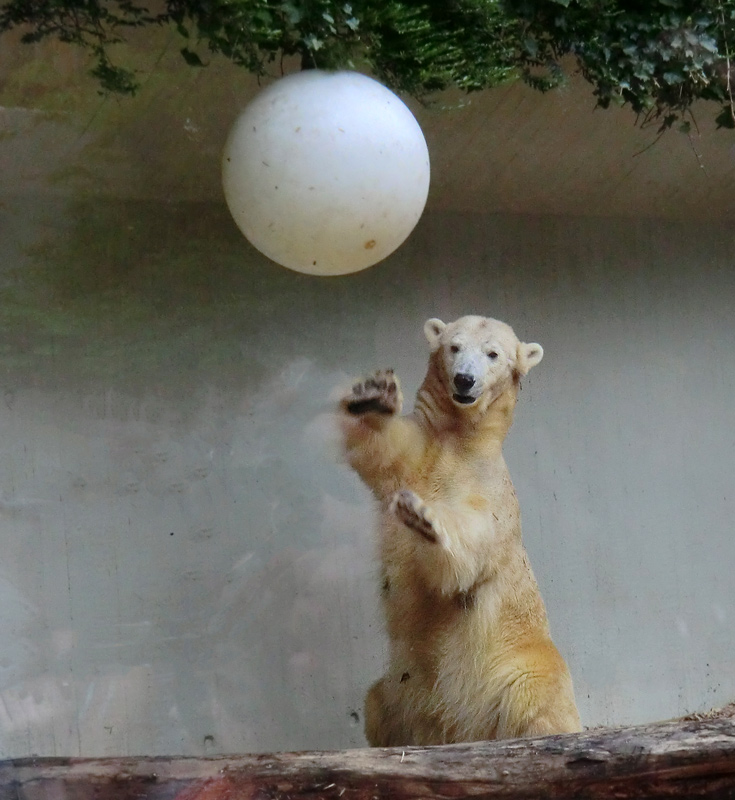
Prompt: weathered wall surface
<box><xmin>1</xmin><ymin>29</ymin><xmax>734</xmax><ymax>758</ymax></box>
<box><xmin>0</xmin><ymin>198</ymin><xmax>734</xmax><ymax>756</ymax></box>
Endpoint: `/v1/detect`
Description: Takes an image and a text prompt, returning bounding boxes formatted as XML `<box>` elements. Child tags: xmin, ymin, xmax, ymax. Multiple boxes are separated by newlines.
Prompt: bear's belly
<box><xmin>381</xmin><ymin>592</ymin><xmax>511</xmax><ymax>743</ymax></box>
<box><xmin>380</xmin><ymin>565</ymin><xmax>545</xmax><ymax>740</ymax></box>
<box><xmin>383</xmin><ymin>574</ymin><xmax>508</xmax><ymax>675</ymax></box>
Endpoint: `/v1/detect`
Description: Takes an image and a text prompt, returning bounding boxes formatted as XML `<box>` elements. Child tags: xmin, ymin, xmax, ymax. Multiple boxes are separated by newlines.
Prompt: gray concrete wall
<box><xmin>0</xmin><ymin>196</ymin><xmax>733</xmax><ymax>757</ymax></box>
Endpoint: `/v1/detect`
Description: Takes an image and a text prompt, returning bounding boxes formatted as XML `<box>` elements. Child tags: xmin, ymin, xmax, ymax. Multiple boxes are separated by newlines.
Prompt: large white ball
<box><xmin>222</xmin><ymin>70</ymin><xmax>430</xmax><ymax>276</ymax></box>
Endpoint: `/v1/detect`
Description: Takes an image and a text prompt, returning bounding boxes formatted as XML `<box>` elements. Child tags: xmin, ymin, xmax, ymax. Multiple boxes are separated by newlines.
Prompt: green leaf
<box><xmin>280</xmin><ymin>3</ymin><xmax>302</xmax><ymax>24</ymax></box>
<box><xmin>698</xmin><ymin>34</ymin><xmax>718</xmax><ymax>53</ymax></box>
<box><xmin>663</xmin><ymin>71</ymin><xmax>684</xmax><ymax>84</ymax></box>
<box><xmin>303</xmin><ymin>33</ymin><xmax>323</xmax><ymax>51</ymax></box>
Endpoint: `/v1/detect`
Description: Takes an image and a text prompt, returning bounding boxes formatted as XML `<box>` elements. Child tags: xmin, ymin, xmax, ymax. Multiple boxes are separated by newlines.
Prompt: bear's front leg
<box><xmin>342</xmin><ymin>369</ymin><xmax>402</xmax><ymax>418</ymax></box>
<box><xmin>339</xmin><ymin>371</ymin><xmax>426</xmax><ymax>500</ymax></box>
<box><xmin>391</xmin><ymin>489</ymin><xmax>448</xmax><ymax>547</ymax></box>
<box><xmin>390</xmin><ymin>489</ymin><xmax>491</xmax><ymax>595</ymax></box>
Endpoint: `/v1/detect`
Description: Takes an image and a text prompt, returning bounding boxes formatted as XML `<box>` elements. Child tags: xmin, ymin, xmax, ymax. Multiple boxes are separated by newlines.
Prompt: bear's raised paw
<box><xmin>343</xmin><ymin>370</ymin><xmax>402</xmax><ymax>417</ymax></box>
<box><xmin>391</xmin><ymin>489</ymin><xmax>442</xmax><ymax>545</ymax></box>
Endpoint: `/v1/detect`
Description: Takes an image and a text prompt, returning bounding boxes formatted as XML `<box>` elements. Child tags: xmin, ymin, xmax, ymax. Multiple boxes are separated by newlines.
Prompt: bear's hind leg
<box><xmin>365</xmin><ymin>677</ymin><xmax>418</xmax><ymax>747</ymax></box>
<box><xmin>365</xmin><ymin>677</ymin><xmax>397</xmax><ymax>747</ymax></box>
<box><xmin>495</xmin><ymin>646</ymin><xmax>581</xmax><ymax>739</ymax></box>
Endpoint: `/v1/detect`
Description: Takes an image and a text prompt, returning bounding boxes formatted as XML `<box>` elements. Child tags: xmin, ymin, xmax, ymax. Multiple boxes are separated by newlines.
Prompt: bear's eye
<box><xmin>487</xmin><ymin>350</ymin><xmax>498</xmax><ymax>360</ymax></box>
<box><xmin>450</xmin><ymin>344</ymin><xmax>460</xmax><ymax>354</ymax></box>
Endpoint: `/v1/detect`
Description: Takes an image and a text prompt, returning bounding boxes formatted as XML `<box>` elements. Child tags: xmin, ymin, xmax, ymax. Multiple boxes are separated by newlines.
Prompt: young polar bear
<box><xmin>339</xmin><ymin>315</ymin><xmax>581</xmax><ymax>746</ymax></box>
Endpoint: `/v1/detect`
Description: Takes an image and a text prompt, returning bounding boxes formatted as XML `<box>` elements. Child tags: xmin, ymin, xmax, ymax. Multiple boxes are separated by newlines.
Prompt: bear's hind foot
<box><xmin>343</xmin><ymin>370</ymin><xmax>402</xmax><ymax>416</ymax></box>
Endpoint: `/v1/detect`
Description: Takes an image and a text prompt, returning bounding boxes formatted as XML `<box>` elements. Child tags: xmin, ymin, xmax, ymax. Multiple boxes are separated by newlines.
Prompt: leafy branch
<box><xmin>2</xmin><ymin>0</ymin><xmax>735</xmax><ymax>130</ymax></box>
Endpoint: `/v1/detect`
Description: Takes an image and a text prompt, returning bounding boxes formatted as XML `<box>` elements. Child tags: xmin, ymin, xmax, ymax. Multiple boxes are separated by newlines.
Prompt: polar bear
<box><xmin>339</xmin><ymin>315</ymin><xmax>581</xmax><ymax>746</ymax></box>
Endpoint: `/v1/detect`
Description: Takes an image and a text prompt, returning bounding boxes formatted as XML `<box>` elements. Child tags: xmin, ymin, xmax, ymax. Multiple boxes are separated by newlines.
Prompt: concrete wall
<box><xmin>0</xmin><ymin>194</ymin><xmax>734</xmax><ymax>757</ymax></box>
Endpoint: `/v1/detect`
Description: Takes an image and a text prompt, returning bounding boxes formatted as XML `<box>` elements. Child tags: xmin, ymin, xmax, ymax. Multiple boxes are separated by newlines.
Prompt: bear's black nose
<box><xmin>453</xmin><ymin>373</ymin><xmax>475</xmax><ymax>392</ymax></box>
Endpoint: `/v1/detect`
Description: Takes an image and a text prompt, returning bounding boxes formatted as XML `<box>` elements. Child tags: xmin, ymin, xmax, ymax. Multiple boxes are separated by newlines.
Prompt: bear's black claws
<box><xmin>344</xmin><ymin>370</ymin><xmax>400</xmax><ymax>416</ymax></box>
<box><xmin>346</xmin><ymin>398</ymin><xmax>394</xmax><ymax>416</ymax></box>
<box><xmin>393</xmin><ymin>490</ymin><xmax>439</xmax><ymax>543</ymax></box>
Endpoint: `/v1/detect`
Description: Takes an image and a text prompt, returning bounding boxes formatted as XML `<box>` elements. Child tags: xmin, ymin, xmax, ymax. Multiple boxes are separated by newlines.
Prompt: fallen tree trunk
<box><xmin>1</xmin><ymin>706</ymin><xmax>735</xmax><ymax>800</ymax></box>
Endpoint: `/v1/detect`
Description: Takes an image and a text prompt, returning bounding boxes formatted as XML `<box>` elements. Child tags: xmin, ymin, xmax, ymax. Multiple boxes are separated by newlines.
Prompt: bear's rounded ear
<box><xmin>424</xmin><ymin>318</ymin><xmax>446</xmax><ymax>351</ymax></box>
<box><xmin>517</xmin><ymin>342</ymin><xmax>544</xmax><ymax>375</ymax></box>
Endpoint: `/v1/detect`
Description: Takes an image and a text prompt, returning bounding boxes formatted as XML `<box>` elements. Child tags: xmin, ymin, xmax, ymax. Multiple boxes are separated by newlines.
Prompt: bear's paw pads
<box><xmin>343</xmin><ymin>370</ymin><xmax>401</xmax><ymax>416</ymax></box>
<box><xmin>392</xmin><ymin>489</ymin><xmax>439</xmax><ymax>543</ymax></box>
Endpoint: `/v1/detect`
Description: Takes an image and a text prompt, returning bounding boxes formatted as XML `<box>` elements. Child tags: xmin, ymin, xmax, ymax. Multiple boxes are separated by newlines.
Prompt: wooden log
<box><xmin>1</xmin><ymin>707</ymin><xmax>735</xmax><ymax>800</ymax></box>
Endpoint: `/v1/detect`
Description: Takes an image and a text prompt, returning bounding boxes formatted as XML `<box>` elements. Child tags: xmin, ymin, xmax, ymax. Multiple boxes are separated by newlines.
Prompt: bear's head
<box><xmin>424</xmin><ymin>316</ymin><xmax>543</xmax><ymax>410</ymax></box>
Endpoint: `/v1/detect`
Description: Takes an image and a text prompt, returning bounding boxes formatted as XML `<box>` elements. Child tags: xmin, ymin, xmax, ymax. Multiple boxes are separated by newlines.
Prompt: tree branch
<box><xmin>1</xmin><ymin>705</ymin><xmax>734</xmax><ymax>800</ymax></box>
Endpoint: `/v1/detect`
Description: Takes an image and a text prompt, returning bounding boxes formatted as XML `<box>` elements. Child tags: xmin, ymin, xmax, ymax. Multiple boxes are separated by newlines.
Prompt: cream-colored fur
<box><xmin>339</xmin><ymin>315</ymin><xmax>581</xmax><ymax>746</ymax></box>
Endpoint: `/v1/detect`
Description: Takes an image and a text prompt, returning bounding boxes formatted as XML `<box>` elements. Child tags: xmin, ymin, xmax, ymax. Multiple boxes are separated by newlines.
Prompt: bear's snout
<box><xmin>453</xmin><ymin>373</ymin><xmax>476</xmax><ymax>393</ymax></box>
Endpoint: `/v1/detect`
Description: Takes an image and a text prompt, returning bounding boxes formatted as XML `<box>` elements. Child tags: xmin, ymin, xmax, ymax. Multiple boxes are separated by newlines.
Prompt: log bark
<box><xmin>1</xmin><ymin>707</ymin><xmax>735</xmax><ymax>800</ymax></box>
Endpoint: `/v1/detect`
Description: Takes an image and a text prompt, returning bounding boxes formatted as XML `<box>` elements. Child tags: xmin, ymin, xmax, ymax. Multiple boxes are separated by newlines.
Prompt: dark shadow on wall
<box><xmin>0</xmin><ymin>195</ymin><xmax>429</xmax><ymax>405</ymax></box>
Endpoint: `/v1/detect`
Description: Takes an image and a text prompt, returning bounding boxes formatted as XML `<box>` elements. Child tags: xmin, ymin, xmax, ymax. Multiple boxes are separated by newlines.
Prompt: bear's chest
<box><xmin>424</xmin><ymin>447</ymin><xmax>508</xmax><ymax>501</ymax></box>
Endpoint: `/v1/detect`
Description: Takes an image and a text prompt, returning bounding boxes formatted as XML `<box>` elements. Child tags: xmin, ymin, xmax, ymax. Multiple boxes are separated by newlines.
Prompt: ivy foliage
<box><xmin>506</xmin><ymin>0</ymin><xmax>735</xmax><ymax>130</ymax></box>
<box><xmin>2</xmin><ymin>0</ymin><xmax>735</xmax><ymax>129</ymax></box>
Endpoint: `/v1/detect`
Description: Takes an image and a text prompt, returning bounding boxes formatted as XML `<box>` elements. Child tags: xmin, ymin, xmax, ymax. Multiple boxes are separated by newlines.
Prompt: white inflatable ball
<box><xmin>222</xmin><ymin>70</ymin><xmax>430</xmax><ymax>276</ymax></box>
